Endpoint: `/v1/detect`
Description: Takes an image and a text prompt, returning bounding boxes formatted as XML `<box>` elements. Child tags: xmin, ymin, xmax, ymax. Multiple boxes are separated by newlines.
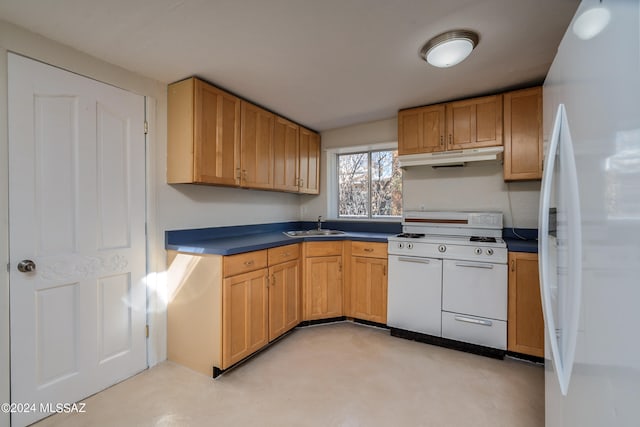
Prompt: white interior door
<box><xmin>8</xmin><ymin>53</ymin><xmax>147</xmax><ymax>426</ymax></box>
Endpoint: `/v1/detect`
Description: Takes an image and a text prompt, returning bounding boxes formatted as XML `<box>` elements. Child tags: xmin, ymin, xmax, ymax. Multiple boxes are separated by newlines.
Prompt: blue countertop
<box><xmin>166</xmin><ymin>222</ymin><xmax>540</xmax><ymax>255</ymax></box>
<box><xmin>166</xmin><ymin>221</ymin><xmax>400</xmax><ymax>256</ymax></box>
<box><xmin>503</xmin><ymin>228</ymin><xmax>538</xmax><ymax>253</ymax></box>
<box><xmin>504</xmin><ymin>238</ymin><xmax>538</xmax><ymax>253</ymax></box>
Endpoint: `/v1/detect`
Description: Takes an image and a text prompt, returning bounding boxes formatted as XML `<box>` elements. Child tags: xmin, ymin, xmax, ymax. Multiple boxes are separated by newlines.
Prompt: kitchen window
<box><xmin>335</xmin><ymin>149</ymin><xmax>402</xmax><ymax>219</ymax></box>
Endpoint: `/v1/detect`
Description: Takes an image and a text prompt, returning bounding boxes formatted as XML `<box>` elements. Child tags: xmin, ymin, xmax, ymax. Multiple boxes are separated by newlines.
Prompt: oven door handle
<box><xmin>454</xmin><ymin>315</ymin><xmax>493</xmax><ymax>327</ymax></box>
<box><xmin>454</xmin><ymin>262</ymin><xmax>494</xmax><ymax>269</ymax></box>
<box><xmin>397</xmin><ymin>257</ymin><xmax>431</xmax><ymax>264</ymax></box>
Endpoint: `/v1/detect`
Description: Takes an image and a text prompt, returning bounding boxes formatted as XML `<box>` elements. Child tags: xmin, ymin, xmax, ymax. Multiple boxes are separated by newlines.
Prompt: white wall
<box><xmin>403</xmin><ymin>163</ymin><xmax>540</xmax><ymax>228</ymax></box>
<box><xmin>301</xmin><ymin>117</ymin><xmax>540</xmax><ymax>228</ymax></box>
<box><xmin>160</xmin><ymin>182</ymin><xmax>300</xmax><ymax>231</ymax></box>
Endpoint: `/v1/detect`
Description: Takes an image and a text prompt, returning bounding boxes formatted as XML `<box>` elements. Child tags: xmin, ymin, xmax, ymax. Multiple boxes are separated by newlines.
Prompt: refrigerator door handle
<box><xmin>539</xmin><ymin>104</ymin><xmax>583</xmax><ymax>396</ymax></box>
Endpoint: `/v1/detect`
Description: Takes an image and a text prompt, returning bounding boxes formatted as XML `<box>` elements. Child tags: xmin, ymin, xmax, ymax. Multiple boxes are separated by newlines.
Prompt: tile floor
<box><xmin>34</xmin><ymin>322</ymin><xmax>544</xmax><ymax>426</ymax></box>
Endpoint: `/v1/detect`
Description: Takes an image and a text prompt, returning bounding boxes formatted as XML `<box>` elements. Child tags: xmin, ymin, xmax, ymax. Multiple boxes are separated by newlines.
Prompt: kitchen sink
<box><xmin>284</xmin><ymin>229</ymin><xmax>345</xmax><ymax>237</ymax></box>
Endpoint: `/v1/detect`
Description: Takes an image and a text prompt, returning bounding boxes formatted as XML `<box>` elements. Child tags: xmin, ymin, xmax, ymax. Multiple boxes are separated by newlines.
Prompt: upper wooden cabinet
<box><xmin>507</xmin><ymin>252</ymin><xmax>544</xmax><ymax>357</ymax></box>
<box><xmin>503</xmin><ymin>87</ymin><xmax>543</xmax><ymax>181</ymax></box>
<box><xmin>398</xmin><ymin>104</ymin><xmax>445</xmax><ymax>155</ymax></box>
<box><xmin>168</xmin><ymin>77</ymin><xmax>321</xmax><ymax>194</ymax></box>
<box><xmin>446</xmin><ymin>94</ymin><xmax>503</xmax><ymax>150</ymax></box>
<box><xmin>398</xmin><ymin>94</ymin><xmax>503</xmax><ymax>155</ymax></box>
<box><xmin>168</xmin><ymin>77</ymin><xmax>241</xmax><ymax>185</ymax></box>
<box><xmin>299</xmin><ymin>127</ymin><xmax>320</xmax><ymax>195</ymax></box>
<box><xmin>241</xmin><ymin>101</ymin><xmax>275</xmax><ymax>189</ymax></box>
<box><xmin>273</xmin><ymin>117</ymin><xmax>300</xmax><ymax>192</ymax></box>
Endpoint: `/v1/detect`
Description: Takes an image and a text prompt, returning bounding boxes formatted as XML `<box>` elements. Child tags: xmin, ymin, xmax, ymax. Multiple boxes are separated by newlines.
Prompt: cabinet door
<box><xmin>503</xmin><ymin>87</ymin><xmax>543</xmax><ymax>181</ymax></box>
<box><xmin>398</xmin><ymin>105</ymin><xmax>445</xmax><ymax>155</ymax></box>
<box><xmin>351</xmin><ymin>256</ymin><xmax>388</xmax><ymax>324</ymax></box>
<box><xmin>194</xmin><ymin>79</ymin><xmax>241</xmax><ymax>185</ymax></box>
<box><xmin>507</xmin><ymin>252</ymin><xmax>544</xmax><ymax>357</ymax></box>
<box><xmin>446</xmin><ymin>94</ymin><xmax>503</xmax><ymax>150</ymax></box>
<box><xmin>223</xmin><ymin>269</ymin><xmax>268</xmax><ymax>368</ymax></box>
<box><xmin>299</xmin><ymin>127</ymin><xmax>320</xmax><ymax>194</ymax></box>
<box><xmin>304</xmin><ymin>256</ymin><xmax>342</xmax><ymax>320</ymax></box>
<box><xmin>269</xmin><ymin>260</ymin><xmax>300</xmax><ymax>341</ymax></box>
<box><xmin>273</xmin><ymin>117</ymin><xmax>300</xmax><ymax>192</ymax></box>
<box><xmin>241</xmin><ymin>101</ymin><xmax>275</xmax><ymax>189</ymax></box>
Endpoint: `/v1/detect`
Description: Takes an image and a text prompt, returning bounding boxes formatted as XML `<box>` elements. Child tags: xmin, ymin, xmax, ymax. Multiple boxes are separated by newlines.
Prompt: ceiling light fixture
<box><xmin>572</xmin><ymin>1</ymin><xmax>610</xmax><ymax>40</ymax></box>
<box><xmin>420</xmin><ymin>30</ymin><xmax>479</xmax><ymax>68</ymax></box>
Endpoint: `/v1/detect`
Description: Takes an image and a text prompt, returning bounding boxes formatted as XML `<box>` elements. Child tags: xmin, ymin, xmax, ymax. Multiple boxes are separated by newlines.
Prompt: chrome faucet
<box><xmin>317</xmin><ymin>215</ymin><xmax>323</xmax><ymax>231</ymax></box>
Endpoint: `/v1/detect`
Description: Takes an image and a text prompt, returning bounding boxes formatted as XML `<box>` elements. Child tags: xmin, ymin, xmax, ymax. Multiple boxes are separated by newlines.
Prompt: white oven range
<box><xmin>387</xmin><ymin>211</ymin><xmax>508</xmax><ymax>354</ymax></box>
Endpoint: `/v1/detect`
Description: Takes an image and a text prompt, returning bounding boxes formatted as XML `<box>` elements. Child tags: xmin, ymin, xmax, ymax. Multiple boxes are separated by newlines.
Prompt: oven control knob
<box><xmin>407</xmin><ymin>243</ymin><xmax>414</xmax><ymax>249</ymax></box>
<box><xmin>486</xmin><ymin>248</ymin><xmax>494</xmax><ymax>255</ymax></box>
<box><xmin>438</xmin><ymin>244</ymin><xmax>446</xmax><ymax>253</ymax></box>
<box><xmin>397</xmin><ymin>242</ymin><xmax>404</xmax><ymax>249</ymax></box>
<box><xmin>474</xmin><ymin>248</ymin><xmax>482</xmax><ymax>255</ymax></box>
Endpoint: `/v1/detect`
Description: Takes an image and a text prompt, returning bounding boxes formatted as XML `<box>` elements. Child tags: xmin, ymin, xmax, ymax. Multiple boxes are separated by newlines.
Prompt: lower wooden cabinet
<box><xmin>167</xmin><ymin>239</ymin><xmax>392</xmax><ymax>376</ymax></box>
<box><xmin>268</xmin><ymin>259</ymin><xmax>300</xmax><ymax>341</ymax></box>
<box><xmin>351</xmin><ymin>257</ymin><xmax>387</xmax><ymax>323</ymax></box>
<box><xmin>223</xmin><ymin>268</ymin><xmax>269</xmax><ymax>366</ymax></box>
<box><xmin>507</xmin><ymin>252</ymin><xmax>544</xmax><ymax>357</ymax></box>
<box><xmin>303</xmin><ymin>241</ymin><xmax>343</xmax><ymax>320</ymax></box>
<box><xmin>167</xmin><ymin>244</ymin><xmax>301</xmax><ymax>376</ymax></box>
<box><xmin>348</xmin><ymin>242</ymin><xmax>388</xmax><ymax>324</ymax></box>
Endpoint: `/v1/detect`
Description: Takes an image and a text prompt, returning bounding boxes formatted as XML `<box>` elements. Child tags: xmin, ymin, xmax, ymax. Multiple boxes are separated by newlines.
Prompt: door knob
<box><xmin>17</xmin><ymin>260</ymin><xmax>36</xmax><ymax>273</ymax></box>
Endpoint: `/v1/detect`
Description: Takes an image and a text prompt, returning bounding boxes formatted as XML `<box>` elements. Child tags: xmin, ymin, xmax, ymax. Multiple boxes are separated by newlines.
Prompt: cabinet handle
<box><xmin>338</xmin><ymin>261</ymin><xmax>342</xmax><ymax>272</ymax></box>
<box><xmin>454</xmin><ymin>262</ymin><xmax>494</xmax><ymax>269</ymax></box>
<box><xmin>398</xmin><ymin>257</ymin><xmax>430</xmax><ymax>264</ymax></box>
<box><xmin>236</xmin><ymin>167</ymin><xmax>241</xmax><ymax>180</ymax></box>
<box><xmin>282</xmin><ymin>252</ymin><xmax>290</xmax><ymax>257</ymax></box>
<box><xmin>454</xmin><ymin>315</ymin><xmax>493</xmax><ymax>327</ymax></box>
<box><xmin>300</xmin><ymin>178</ymin><xmax>304</xmax><ymax>186</ymax></box>
<box><xmin>511</xmin><ymin>260</ymin><xmax>515</xmax><ymax>272</ymax></box>
<box><xmin>364</xmin><ymin>248</ymin><xmax>374</xmax><ymax>252</ymax></box>
<box><xmin>244</xmin><ymin>260</ymin><xmax>254</xmax><ymax>266</ymax></box>
<box><xmin>448</xmin><ymin>134</ymin><xmax>452</xmax><ymax>146</ymax></box>
<box><xmin>440</xmin><ymin>135</ymin><xmax>444</xmax><ymax>146</ymax></box>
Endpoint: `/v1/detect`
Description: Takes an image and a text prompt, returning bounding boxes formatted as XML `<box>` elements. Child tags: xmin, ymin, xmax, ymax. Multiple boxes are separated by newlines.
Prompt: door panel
<box><xmin>8</xmin><ymin>54</ymin><xmax>147</xmax><ymax>426</ymax></box>
<box><xmin>97</xmin><ymin>104</ymin><xmax>131</xmax><ymax>249</ymax></box>
<box><xmin>98</xmin><ymin>273</ymin><xmax>133</xmax><ymax>362</ymax></box>
<box><xmin>35</xmin><ymin>283</ymin><xmax>79</xmax><ymax>386</ymax></box>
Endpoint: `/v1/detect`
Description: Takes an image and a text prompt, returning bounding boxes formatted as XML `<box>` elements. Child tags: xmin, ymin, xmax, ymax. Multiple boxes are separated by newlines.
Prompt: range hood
<box><xmin>398</xmin><ymin>146</ymin><xmax>504</xmax><ymax>168</ymax></box>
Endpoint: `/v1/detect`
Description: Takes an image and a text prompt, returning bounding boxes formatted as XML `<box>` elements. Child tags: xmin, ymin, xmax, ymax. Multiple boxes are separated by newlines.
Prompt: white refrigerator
<box><xmin>540</xmin><ymin>0</ymin><xmax>640</xmax><ymax>426</ymax></box>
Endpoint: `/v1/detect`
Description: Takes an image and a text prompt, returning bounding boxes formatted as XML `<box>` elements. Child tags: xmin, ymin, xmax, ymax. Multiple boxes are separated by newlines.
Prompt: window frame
<box><xmin>326</xmin><ymin>142</ymin><xmax>402</xmax><ymax>221</ymax></box>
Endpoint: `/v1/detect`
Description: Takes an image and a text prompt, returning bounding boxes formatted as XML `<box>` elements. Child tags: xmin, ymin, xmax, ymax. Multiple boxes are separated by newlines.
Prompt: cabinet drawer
<box><xmin>268</xmin><ymin>244</ymin><xmax>300</xmax><ymax>265</ymax></box>
<box><xmin>305</xmin><ymin>241</ymin><xmax>342</xmax><ymax>257</ymax></box>
<box><xmin>442</xmin><ymin>260</ymin><xmax>507</xmax><ymax>320</ymax></box>
<box><xmin>351</xmin><ymin>241</ymin><xmax>387</xmax><ymax>258</ymax></box>
<box><xmin>223</xmin><ymin>250</ymin><xmax>268</xmax><ymax>277</ymax></box>
<box><xmin>442</xmin><ymin>311</ymin><xmax>506</xmax><ymax>350</ymax></box>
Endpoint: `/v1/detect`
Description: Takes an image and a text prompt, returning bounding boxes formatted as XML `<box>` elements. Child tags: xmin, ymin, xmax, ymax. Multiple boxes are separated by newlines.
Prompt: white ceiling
<box><xmin>0</xmin><ymin>0</ymin><xmax>579</xmax><ymax>131</ymax></box>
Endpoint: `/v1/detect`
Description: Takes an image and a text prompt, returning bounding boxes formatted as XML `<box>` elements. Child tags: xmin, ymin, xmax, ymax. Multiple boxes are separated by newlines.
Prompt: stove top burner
<box><xmin>470</xmin><ymin>236</ymin><xmax>497</xmax><ymax>243</ymax></box>
<box><xmin>396</xmin><ymin>233</ymin><xmax>425</xmax><ymax>239</ymax></box>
